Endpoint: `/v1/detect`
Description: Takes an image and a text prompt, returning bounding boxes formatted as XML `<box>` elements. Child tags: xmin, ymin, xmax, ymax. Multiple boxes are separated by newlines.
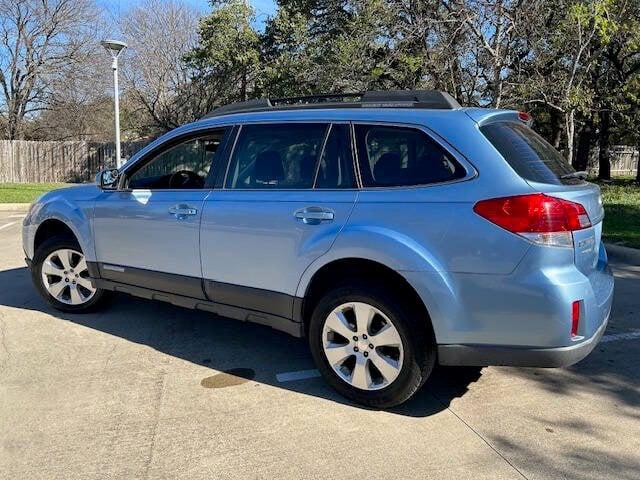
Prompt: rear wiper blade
<box><xmin>560</xmin><ymin>171</ymin><xmax>588</xmax><ymax>180</ymax></box>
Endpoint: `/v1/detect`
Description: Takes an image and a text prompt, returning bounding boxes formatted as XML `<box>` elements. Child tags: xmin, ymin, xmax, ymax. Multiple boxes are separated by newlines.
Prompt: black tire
<box><xmin>31</xmin><ymin>235</ymin><xmax>111</xmax><ymax>313</ymax></box>
<box><xmin>308</xmin><ymin>281</ymin><xmax>436</xmax><ymax>408</ymax></box>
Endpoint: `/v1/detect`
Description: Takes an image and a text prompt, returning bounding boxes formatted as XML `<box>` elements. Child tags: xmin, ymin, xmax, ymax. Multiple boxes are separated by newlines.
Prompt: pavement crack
<box><xmin>143</xmin><ymin>370</ymin><xmax>167</xmax><ymax>479</ymax></box>
<box><xmin>429</xmin><ymin>391</ymin><xmax>530</xmax><ymax>480</ymax></box>
<box><xmin>0</xmin><ymin>311</ymin><xmax>10</xmax><ymax>375</ymax></box>
<box><xmin>102</xmin><ymin>343</ymin><xmax>117</xmax><ymax>372</ymax></box>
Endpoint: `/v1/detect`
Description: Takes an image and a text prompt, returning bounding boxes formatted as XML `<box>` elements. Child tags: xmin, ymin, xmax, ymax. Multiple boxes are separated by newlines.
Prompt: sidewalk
<box><xmin>0</xmin><ymin>203</ymin><xmax>30</xmax><ymax>211</ymax></box>
<box><xmin>606</xmin><ymin>243</ymin><xmax>640</xmax><ymax>266</ymax></box>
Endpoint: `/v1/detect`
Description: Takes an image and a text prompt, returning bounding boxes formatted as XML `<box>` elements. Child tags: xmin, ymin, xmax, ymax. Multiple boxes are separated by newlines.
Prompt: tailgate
<box><xmin>529</xmin><ymin>181</ymin><xmax>605</xmax><ymax>276</ymax></box>
<box><xmin>477</xmin><ymin>118</ymin><xmax>605</xmax><ymax>276</ymax></box>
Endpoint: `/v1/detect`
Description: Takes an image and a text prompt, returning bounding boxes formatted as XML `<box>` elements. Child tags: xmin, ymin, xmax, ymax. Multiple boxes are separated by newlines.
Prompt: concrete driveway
<box><xmin>0</xmin><ymin>209</ymin><xmax>638</xmax><ymax>479</ymax></box>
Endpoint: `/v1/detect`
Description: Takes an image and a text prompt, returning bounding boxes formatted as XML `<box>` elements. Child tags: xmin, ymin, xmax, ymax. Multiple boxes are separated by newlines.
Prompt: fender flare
<box><xmin>31</xmin><ymin>199</ymin><xmax>95</xmax><ymax>261</ymax></box>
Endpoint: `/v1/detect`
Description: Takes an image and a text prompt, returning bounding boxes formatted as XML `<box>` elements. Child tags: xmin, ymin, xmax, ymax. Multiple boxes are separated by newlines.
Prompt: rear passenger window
<box><xmin>315</xmin><ymin>124</ymin><xmax>356</xmax><ymax>189</ymax></box>
<box><xmin>354</xmin><ymin>125</ymin><xmax>466</xmax><ymax>187</ymax></box>
<box><xmin>226</xmin><ymin>123</ymin><xmax>327</xmax><ymax>189</ymax></box>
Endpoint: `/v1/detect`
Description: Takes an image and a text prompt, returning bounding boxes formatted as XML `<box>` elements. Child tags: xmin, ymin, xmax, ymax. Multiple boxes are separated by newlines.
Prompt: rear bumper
<box><xmin>438</xmin><ymin>313</ymin><xmax>608</xmax><ymax>367</ymax></box>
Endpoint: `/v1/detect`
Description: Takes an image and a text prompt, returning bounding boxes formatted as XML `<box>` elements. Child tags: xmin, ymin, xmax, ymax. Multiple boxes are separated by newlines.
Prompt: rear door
<box><xmin>200</xmin><ymin>122</ymin><xmax>357</xmax><ymax>315</ymax></box>
<box><xmin>480</xmin><ymin>121</ymin><xmax>605</xmax><ymax>275</ymax></box>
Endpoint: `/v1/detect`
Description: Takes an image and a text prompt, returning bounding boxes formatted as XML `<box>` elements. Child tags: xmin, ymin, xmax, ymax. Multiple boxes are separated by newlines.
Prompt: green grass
<box><xmin>595</xmin><ymin>177</ymin><xmax>640</xmax><ymax>249</ymax></box>
<box><xmin>0</xmin><ymin>183</ymin><xmax>72</xmax><ymax>204</ymax></box>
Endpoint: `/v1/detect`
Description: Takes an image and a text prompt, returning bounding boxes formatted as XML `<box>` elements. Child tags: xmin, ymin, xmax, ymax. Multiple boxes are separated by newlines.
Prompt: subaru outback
<box><xmin>23</xmin><ymin>90</ymin><xmax>614</xmax><ymax>407</ymax></box>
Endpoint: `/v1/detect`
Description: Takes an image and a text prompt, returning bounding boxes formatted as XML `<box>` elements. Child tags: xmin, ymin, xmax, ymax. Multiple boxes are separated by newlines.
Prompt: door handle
<box><xmin>169</xmin><ymin>204</ymin><xmax>198</xmax><ymax>219</ymax></box>
<box><xmin>294</xmin><ymin>207</ymin><xmax>334</xmax><ymax>225</ymax></box>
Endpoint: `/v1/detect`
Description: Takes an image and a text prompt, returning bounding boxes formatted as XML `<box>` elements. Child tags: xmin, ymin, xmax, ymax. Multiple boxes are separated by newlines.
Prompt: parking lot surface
<box><xmin>1</xmin><ymin>209</ymin><xmax>639</xmax><ymax>479</ymax></box>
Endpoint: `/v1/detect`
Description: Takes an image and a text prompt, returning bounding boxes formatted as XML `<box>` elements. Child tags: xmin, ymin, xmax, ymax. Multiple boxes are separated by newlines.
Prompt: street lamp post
<box><xmin>101</xmin><ymin>39</ymin><xmax>128</xmax><ymax>168</ymax></box>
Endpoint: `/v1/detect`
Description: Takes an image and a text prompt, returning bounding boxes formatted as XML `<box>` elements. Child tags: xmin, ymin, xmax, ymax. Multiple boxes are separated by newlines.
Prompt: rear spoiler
<box><xmin>464</xmin><ymin>108</ymin><xmax>534</xmax><ymax>127</ymax></box>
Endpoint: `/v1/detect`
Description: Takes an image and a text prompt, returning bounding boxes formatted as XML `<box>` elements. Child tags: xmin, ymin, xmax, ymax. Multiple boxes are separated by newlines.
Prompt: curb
<box><xmin>0</xmin><ymin>203</ymin><xmax>31</xmax><ymax>211</ymax></box>
<box><xmin>605</xmin><ymin>243</ymin><xmax>640</xmax><ymax>266</ymax></box>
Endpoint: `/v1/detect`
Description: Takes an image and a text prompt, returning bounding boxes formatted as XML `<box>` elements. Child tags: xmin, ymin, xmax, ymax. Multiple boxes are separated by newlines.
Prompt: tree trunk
<box><xmin>240</xmin><ymin>70</ymin><xmax>248</xmax><ymax>101</ymax></box>
<box><xmin>549</xmin><ymin>109</ymin><xmax>563</xmax><ymax>149</ymax></box>
<box><xmin>636</xmin><ymin>144</ymin><xmax>640</xmax><ymax>183</ymax></box>
<box><xmin>597</xmin><ymin>110</ymin><xmax>611</xmax><ymax>180</ymax></box>
<box><xmin>573</xmin><ymin>117</ymin><xmax>594</xmax><ymax>171</ymax></box>
<box><xmin>565</xmin><ymin>109</ymin><xmax>575</xmax><ymax>164</ymax></box>
<box><xmin>6</xmin><ymin>102</ymin><xmax>21</xmax><ymax>140</ymax></box>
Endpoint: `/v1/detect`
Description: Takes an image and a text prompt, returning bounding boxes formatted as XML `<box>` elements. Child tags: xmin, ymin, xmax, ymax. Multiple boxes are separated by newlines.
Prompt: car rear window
<box><xmin>480</xmin><ymin>122</ymin><xmax>582</xmax><ymax>185</ymax></box>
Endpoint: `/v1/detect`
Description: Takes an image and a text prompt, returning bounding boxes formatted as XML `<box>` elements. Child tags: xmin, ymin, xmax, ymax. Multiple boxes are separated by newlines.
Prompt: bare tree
<box><xmin>121</xmin><ymin>0</ymin><xmax>204</xmax><ymax>133</ymax></box>
<box><xmin>27</xmin><ymin>52</ymin><xmax>113</xmax><ymax>141</ymax></box>
<box><xmin>442</xmin><ymin>0</ymin><xmax>540</xmax><ymax>108</ymax></box>
<box><xmin>0</xmin><ymin>0</ymin><xmax>99</xmax><ymax>139</ymax></box>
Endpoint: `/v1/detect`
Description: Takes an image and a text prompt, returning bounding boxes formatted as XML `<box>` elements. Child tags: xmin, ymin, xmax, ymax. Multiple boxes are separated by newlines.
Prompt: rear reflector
<box><xmin>473</xmin><ymin>194</ymin><xmax>592</xmax><ymax>247</ymax></box>
<box><xmin>571</xmin><ymin>301</ymin><xmax>581</xmax><ymax>337</ymax></box>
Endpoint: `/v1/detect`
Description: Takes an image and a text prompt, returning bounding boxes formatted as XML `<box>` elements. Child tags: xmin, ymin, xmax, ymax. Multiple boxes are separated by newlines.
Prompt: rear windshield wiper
<box><xmin>560</xmin><ymin>171</ymin><xmax>588</xmax><ymax>180</ymax></box>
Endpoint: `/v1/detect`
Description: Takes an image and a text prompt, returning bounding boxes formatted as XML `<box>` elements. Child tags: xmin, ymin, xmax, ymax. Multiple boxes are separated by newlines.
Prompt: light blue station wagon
<box><xmin>23</xmin><ymin>91</ymin><xmax>614</xmax><ymax>407</ymax></box>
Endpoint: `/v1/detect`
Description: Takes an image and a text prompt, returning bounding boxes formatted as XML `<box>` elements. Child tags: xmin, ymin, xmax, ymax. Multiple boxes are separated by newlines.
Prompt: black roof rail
<box><xmin>209</xmin><ymin>98</ymin><xmax>272</xmax><ymax>116</ymax></box>
<box><xmin>273</xmin><ymin>92</ymin><xmax>363</xmax><ymax>104</ymax></box>
<box><xmin>360</xmin><ymin>90</ymin><xmax>460</xmax><ymax>109</ymax></box>
<box><xmin>201</xmin><ymin>90</ymin><xmax>461</xmax><ymax>119</ymax></box>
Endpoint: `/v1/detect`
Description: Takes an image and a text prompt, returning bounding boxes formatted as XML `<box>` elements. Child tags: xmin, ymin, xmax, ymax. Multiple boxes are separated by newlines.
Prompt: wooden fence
<box><xmin>0</xmin><ymin>139</ymin><xmax>637</xmax><ymax>183</ymax></box>
<box><xmin>0</xmin><ymin>140</ymin><xmax>149</xmax><ymax>183</ymax></box>
<box><xmin>587</xmin><ymin>145</ymin><xmax>638</xmax><ymax>176</ymax></box>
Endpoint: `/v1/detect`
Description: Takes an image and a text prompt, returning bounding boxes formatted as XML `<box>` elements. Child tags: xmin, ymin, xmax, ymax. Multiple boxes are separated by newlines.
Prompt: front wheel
<box><xmin>308</xmin><ymin>282</ymin><xmax>435</xmax><ymax>408</ymax></box>
<box><xmin>32</xmin><ymin>235</ymin><xmax>110</xmax><ymax>313</ymax></box>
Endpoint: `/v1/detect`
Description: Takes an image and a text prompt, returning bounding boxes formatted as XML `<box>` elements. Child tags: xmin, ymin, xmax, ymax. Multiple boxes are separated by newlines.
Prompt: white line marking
<box><xmin>601</xmin><ymin>329</ymin><xmax>640</xmax><ymax>343</ymax></box>
<box><xmin>0</xmin><ymin>221</ymin><xmax>17</xmax><ymax>231</ymax></box>
<box><xmin>276</xmin><ymin>369</ymin><xmax>321</xmax><ymax>383</ymax></box>
<box><xmin>8</xmin><ymin>214</ymin><xmax>26</xmax><ymax>218</ymax></box>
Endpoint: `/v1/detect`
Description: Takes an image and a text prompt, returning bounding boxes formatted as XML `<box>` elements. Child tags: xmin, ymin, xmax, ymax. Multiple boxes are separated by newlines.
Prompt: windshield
<box><xmin>480</xmin><ymin>122</ymin><xmax>582</xmax><ymax>185</ymax></box>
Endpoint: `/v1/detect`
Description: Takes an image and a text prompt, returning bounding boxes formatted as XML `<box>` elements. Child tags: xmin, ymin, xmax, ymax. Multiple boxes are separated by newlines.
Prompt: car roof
<box><xmin>189</xmin><ymin>106</ymin><xmax>473</xmax><ymax>129</ymax></box>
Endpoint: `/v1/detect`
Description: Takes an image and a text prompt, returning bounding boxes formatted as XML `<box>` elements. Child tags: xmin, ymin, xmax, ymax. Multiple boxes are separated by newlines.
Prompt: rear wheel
<box><xmin>308</xmin><ymin>282</ymin><xmax>435</xmax><ymax>408</ymax></box>
<box><xmin>32</xmin><ymin>236</ymin><xmax>110</xmax><ymax>313</ymax></box>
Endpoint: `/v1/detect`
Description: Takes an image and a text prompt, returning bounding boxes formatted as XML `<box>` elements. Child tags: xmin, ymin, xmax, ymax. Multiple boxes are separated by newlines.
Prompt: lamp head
<box><xmin>101</xmin><ymin>39</ymin><xmax>128</xmax><ymax>58</ymax></box>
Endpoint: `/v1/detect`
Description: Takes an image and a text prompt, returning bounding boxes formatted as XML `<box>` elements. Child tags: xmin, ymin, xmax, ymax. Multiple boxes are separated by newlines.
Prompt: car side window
<box><xmin>315</xmin><ymin>124</ymin><xmax>356</xmax><ymax>189</ymax></box>
<box><xmin>354</xmin><ymin>125</ymin><xmax>466</xmax><ymax>187</ymax></box>
<box><xmin>128</xmin><ymin>131</ymin><xmax>225</xmax><ymax>190</ymax></box>
<box><xmin>225</xmin><ymin>123</ymin><xmax>328</xmax><ymax>189</ymax></box>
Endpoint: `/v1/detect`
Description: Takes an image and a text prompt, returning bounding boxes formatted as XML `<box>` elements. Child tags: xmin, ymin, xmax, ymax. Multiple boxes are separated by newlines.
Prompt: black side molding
<box><xmin>93</xmin><ymin>278</ymin><xmax>303</xmax><ymax>337</ymax></box>
<box><xmin>86</xmin><ymin>261</ymin><xmax>100</xmax><ymax>279</ymax></box>
<box><xmin>98</xmin><ymin>263</ymin><xmax>206</xmax><ymax>300</ymax></box>
<box><xmin>89</xmin><ymin>262</ymin><xmax>305</xmax><ymax>337</ymax></box>
<box><xmin>204</xmin><ymin>280</ymin><xmax>294</xmax><ymax>320</ymax></box>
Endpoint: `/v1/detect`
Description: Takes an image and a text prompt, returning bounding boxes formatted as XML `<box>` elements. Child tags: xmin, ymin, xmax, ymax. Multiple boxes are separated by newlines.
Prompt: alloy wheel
<box><xmin>41</xmin><ymin>249</ymin><xmax>96</xmax><ymax>305</ymax></box>
<box><xmin>322</xmin><ymin>302</ymin><xmax>404</xmax><ymax>391</ymax></box>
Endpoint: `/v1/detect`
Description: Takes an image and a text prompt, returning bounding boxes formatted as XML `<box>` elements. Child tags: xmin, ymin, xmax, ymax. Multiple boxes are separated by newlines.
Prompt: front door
<box><xmin>200</xmin><ymin>122</ymin><xmax>357</xmax><ymax>316</ymax></box>
<box><xmin>93</xmin><ymin>129</ymin><xmax>228</xmax><ymax>298</ymax></box>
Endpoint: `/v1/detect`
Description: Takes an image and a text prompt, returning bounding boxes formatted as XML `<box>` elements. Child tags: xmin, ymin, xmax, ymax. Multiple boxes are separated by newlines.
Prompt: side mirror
<box><xmin>98</xmin><ymin>169</ymin><xmax>120</xmax><ymax>190</ymax></box>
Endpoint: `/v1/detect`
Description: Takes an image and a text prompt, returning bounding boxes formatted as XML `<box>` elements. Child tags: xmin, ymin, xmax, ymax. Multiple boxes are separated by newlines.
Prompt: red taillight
<box><xmin>571</xmin><ymin>300</ymin><xmax>581</xmax><ymax>337</ymax></box>
<box><xmin>518</xmin><ymin>111</ymin><xmax>532</xmax><ymax>123</ymax></box>
<box><xmin>474</xmin><ymin>194</ymin><xmax>591</xmax><ymax>233</ymax></box>
<box><xmin>473</xmin><ymin>194</ymin><xmax>591</xmax><ymax>247</ymax></box>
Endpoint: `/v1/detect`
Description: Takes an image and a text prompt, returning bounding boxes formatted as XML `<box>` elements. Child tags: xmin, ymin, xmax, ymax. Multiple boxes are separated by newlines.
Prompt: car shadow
<box><xmin>0</xmin><ymin>266</ymin><xmax>483</xmax><ymax>417</ymax></box>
